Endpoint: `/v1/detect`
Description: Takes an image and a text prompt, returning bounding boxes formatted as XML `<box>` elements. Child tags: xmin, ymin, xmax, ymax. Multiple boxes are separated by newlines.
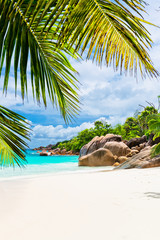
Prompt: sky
<box><xmin>1</xmin><ymin>0</ymin><xmax>160</xmax><ymax>148</ymax></box>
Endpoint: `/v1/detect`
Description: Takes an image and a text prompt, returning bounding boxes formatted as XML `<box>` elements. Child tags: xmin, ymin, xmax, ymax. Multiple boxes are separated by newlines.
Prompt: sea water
<box><xmin>0</xmin><ymin>149</ymin><xmax>113</xmax><ymax>178</ymax></box>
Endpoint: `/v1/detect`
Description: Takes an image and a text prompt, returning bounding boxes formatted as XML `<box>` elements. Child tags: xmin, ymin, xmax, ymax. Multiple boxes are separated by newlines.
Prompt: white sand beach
<box><xmin>0</xmin><ymin>168</ymin><xmax>160</xmax><ymax>240</ymax></box>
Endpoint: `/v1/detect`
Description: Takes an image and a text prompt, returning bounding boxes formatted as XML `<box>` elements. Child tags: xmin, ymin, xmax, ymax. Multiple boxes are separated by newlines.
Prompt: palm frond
<box><xmin>0</xmin><ymin>105</ymin><xmax>30</xmax><ymax>167</ymax></box>
<box><xmin>151</xmin><ymin>143</ymin><xmax>160</xmax><ymax>158</ymax></box>
<box><xmin>148</xmin><ymin>113</ymin><xmax>160</xmax><ymax>156</ymax></box>
<box><xmin>148</xmin><ymin>120</ymin><xmax>160</xmax><ymax>132</ymax></box>
<box><xmin>148</xmin><ymin>114</ymin><xmax>160</xmax><ymax>133</ymax></box>
<box><xmin>0</xmin><ymin>0</ymin><xmax>80</xmax><ymax>123</ymax></box>
<box><xmin>147</xmin><ymin>113</ymin><xmax>160</xmax><ymax>121</ymax></box>
<box><xmin>0</xmin><ymin>0</ymin><xmax>158</xmax><ymax>123</ymax></box>
<box><xmin>55</xmin><ymin>0</ymin><xmax>158</xmax><ymax>78</ymax></box>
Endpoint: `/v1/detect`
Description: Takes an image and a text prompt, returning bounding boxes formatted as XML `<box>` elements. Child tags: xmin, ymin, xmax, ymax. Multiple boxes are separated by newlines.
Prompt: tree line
<box><xmin>53</xmin><ymin>104</ymin><xmax>160</xmax><ymax>156</ymax></box>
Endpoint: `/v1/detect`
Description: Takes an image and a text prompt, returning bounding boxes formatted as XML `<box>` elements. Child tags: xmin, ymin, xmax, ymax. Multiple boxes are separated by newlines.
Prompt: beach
<box><xmin>0</xmin><ymin>168</ymin><xmax>160</xmax><ymax>240</ymax></box>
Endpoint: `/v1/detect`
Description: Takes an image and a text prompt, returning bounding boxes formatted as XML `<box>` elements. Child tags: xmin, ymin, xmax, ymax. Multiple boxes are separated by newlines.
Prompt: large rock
<box><xmin>53</xmin><ymin>148</ymin><xmax>61</xmax><ymax>154</ymax></box>
<box><xmin>79</xmin><ymin>148</ymin><xmax>115</xmax><ymax>166</ymax></box>
<box><xmin>98</xmin><ymin>134</ymin><xmax>122</xmax><ymax>148</ymax></box>
<box><xmin>40</xmin><ymin>151</ymin><xmax>50</xmax><ymax>156</ymax></box>
<box><xmin>66</xmin><ymin>150</ymin><xmax>74</xmax><ymax>155</ymax></box>
<box><xmin>61</xmin><ymin>149</ymin><xmax>67</xmax><ymax>155</ymax></box>
<box><xmin>104</xmin><ymin>141</ymin><xmax>131</xmax><ymax>157</ymax></box>
<box><xmin>118</xmin><ymin>156</ymin><xmax>128</xmax><ymax>164</ymax></box>
<box><xmin>86</xmin><ymin>136</ymin><xmax>104</xmax><ymax>156</ymax></box>
<box><xmin>79</xmin><ymin>136</ymin><xmax>101</xmax><ymax>157</ymax></box>
<box><xmin>34</xmin><ymin>146</ymin><xmax>44</xmax><ymax>151</ymax></box>
<box><xmin>126</xmin><ymin>135</ymin><xmax>147</xmax><ymax>148</ymax></box>
<box><xmin>79</xmin><ymin>134</ymin><xmax>122</xmax><ymax>157</ymax></box>
<box><xmin>50</xmin><ymin>151</ymin><xmax>56</xmax><ymax>156</ymax></box>
<box><xmin>115</xmin><ymin>146</ymin><xmax>160</xmax><ymax>169</ymax></box>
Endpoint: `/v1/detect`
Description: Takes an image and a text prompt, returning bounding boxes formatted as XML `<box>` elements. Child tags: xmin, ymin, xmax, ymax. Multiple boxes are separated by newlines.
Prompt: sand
<box><xmin>0</xmin><ymin>168</ymin><xmax>160</xmax><ymax>240</ymax></box>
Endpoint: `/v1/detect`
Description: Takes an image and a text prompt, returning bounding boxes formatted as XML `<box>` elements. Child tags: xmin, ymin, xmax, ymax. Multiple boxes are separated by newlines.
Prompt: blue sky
<box><xmin>1</xmin><ymin>0</ymin><xmax>160</xmax><ymax>147</ymax></box>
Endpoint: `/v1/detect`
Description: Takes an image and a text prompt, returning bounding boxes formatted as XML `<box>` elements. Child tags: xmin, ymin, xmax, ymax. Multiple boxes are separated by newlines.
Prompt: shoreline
<box><xmin>0</xmin><ymin>167</ymin><xmax>160</xmax><ymax>240</ymax></box>
<box><xmin>0</xmin><ymin>162</ymin><xmax>159</xmax><ymax>182</ymax></box>
<box><xmin>0</xmin><ymin>165</ymin><xmax>114</xmax><ymax>181</ymax></box>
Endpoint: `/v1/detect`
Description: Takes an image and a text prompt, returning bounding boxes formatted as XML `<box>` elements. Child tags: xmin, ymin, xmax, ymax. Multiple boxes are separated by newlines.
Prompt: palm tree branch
<box><xmin>0</xmin><ymin>105</ymin><xmax>30</xmax><ymax>167</ymax></box>
<box><xmin>55</xmin><ymin>0</ymin><xmax>158</xmax><ymax>78</ymax></box>
<box><xmin>0</xmin><ymin>0</ymin><xmax>80</xmax><ymax>122</ymax></box>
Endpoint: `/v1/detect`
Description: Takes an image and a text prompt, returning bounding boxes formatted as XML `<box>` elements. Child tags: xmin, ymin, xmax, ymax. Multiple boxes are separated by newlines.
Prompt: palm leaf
<box><xmin>151</xmin><ymin>143</ymin><xmax>160</xmax><ymax>158</ymax></box>
<box><xmin>0</xmin><ymin>0</ymin><xmax>80</xmax><ymax>123</ymax></box>
<box><xmin>148</xmin><ymin>120</ymin><xmax>160</xmax><ymax>132</ymax></box>
<box><xmin>0</xmin><ymin>1</ymin><xmax>158</xmax><ymax>123</ymax></box>
<box><xmin>148</xmin><ymin>114</ymin><xmax>160</xmax><ymax>133</ymax></box>
<box><xmin>55</xmin><ymin>0</ymin><xmax>158</xmax><ymax>78</ymax></box>
<box><xmin>148</xmin><ymin>113</ymin><xmax>160</xmax><ymax>157</ymax></box>
<box><xmin>0</xmin><ymin>105</ymin><xmax>30</xmax><ymax>167</ymax></box>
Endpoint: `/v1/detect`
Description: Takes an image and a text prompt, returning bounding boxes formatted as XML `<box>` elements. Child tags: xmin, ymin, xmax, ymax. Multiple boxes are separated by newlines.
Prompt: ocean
<box><xmin>0</xmin><ymin>149</ymin><xmax>113</xmax><ymax>178</ymax></box>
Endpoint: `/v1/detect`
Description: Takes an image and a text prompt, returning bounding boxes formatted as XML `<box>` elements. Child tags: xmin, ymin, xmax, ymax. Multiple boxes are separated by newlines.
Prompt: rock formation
<box><xmin>79</xmin><ymin>134</ymin><xmax>122</xmax><ymax>157</ymax></box>
<box><xmin>115</xmin><ymin>146</ymin><xmax>160</xmax><ymax>169</ymax></box>
<box><xmin>104</xmin><ymin>141</ymin><xmax>131</xmax><ymax>157</ymax></box>
<box><xmin>118</xmin><ymin>156</ymin><xmax>128</xmax><ymax>164</ymax></box>
<box><xmin>126</xmin><ymin>135</ymin><xmax>147</xmax><ymax>148</ymax></box>
<box><xmin>78</xmin><ymin>134</ymin><xmax>160</xmax><ymax>169</ymax></box>
<box><xmin>79</xmin><ymin>148</ymin><xmax>115</xmax><ymax>166</ymax></box>
<box><xmin>36</xmin><ymin>133</ymin><xmax>160</xmax><ymax>169</ymax></box>
<box><xmin>40</xmin><ymin>151</ymin><xmax>51</xmax><ymax>156</ymax></box>
<box><xmin>37</xmin><ymin>147</ymin><xmax>78</xmax><ymax>156</ymax></box>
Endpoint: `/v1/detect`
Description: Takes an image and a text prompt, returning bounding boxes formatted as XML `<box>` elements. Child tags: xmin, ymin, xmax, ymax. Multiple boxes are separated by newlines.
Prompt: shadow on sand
<box><xmin>144</xmin><ymin>192</ymin><xmax>160</xmax><ymax>199</ymax></box>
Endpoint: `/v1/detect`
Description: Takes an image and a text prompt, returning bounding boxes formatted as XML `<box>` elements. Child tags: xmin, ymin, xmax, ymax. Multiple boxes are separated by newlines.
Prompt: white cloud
<box><xmin>71</xmin><ymin>59</ymin><xmax>160</xmax><ymax>122</ymax></box>
<box><xmin>31</xmin><ymin>121</ymin><xmax>95</xmax><ymax>147</ymax></box>
<box><xmin>30</xmin><ymin>114</ymin><xmax>134</xmax><ymax>148</ymax></box>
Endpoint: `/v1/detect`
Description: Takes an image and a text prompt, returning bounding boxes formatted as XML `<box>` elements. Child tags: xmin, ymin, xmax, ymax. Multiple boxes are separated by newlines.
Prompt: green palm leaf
<box><xmin>0</xmin><ymin>1</ymin><xmax>158</xmax><ymax>122</ymax></box>
<box><xmin>148</xmin><ymin>114</ymin><xmax>160</xmax><ymax>134</ymax></box>
<box><xmin>55</xmin><ymin>0</ymin><xmax>158</xmax><ymax>78</ymax></box>
<box><xmin>0</xmin><ymin>0</ymin><xmax>80</xmax><ymax>122</ymax></box>
<box><xmin>151</xmin><ymin>143</ymin><xmax>160</xmax><ymax>158</ymax></box>
<box><xmin>0</xmin><ymin>106</ymin><xmax>30</xmax><ymax>167</ymax></box>
<box><xmin>148</xmin><ymin>113</ymin><xmax>160</xmax><ymax>157</ymax></box>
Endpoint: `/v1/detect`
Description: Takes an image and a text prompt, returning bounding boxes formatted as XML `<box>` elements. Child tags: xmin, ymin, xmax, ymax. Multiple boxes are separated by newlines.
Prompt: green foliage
<box><xmin>0</xmin><ymin>106</ymin><xmax>30</xmax><ymax>167</ymax></box>
<box><xmin>148</xmin><ymin>113</ymin><xmax>160</xmax><ymax>157</ymax></box>
<box><xmin>55</xmin><ymin>104</ymin><xmax>160</xmax><ymax>153</ymax></box>
<box><xmin>112</xmin><ymin>124</ymin><xmax>126</xmax><ymax>139</ymax></box>
<box><xmin>0</xmin><ymin>0</ymin><xmax>80</xmax><ymax>122</ymax></box>
<box><xmin>94</xmin><ymin>121</ymin><xmax>112</xmax><ymax>136</ymax></box>
<box><xmin>51</xmin><ymin>140</ymin><xmax>69</xmax><ymax>149</ymax></box>
<box><xmin>57</xmin><ymin>0</ymin><xmax>158</xmax><ymax>78</ymax></box>
<box><xmin>138</xmin><ymin>106</ymin><xmax>158</xmax><ymax>135</ymax></box>
<box><xmin>151</xmin><ymin>144</ymin><xmax>160</xmax><ymax>158</ymax></box>
<box><xmin>123</xmin><ymin>117</ymin><xmax>141</xmax><ymax>139</ymax></box>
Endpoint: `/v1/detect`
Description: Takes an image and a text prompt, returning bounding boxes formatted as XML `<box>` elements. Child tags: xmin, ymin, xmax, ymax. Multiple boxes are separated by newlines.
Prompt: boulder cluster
<box><xmin>79</xmin><ymin>134</ymin><xmax>160</xmax><ymax>169</ymax></box>
<box><xmin>34</xmin><ymin>144</ymin><xmax>79</xmax><ymax>156</ymax></box>
<box><xmin>38</xmin><ymin>148</ymin><xmax>79</xmax><ymax>156</ymax></box>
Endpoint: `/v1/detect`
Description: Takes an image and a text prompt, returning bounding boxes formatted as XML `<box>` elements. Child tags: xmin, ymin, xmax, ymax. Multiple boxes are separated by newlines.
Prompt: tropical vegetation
<box><xmin>55</xmin><ymin>104</ymin><xmax>160</xmax><ymax>153</ymax></box>
<box><xmin>0</xmin><ymin>0</ymin><xmax>159</xmax><ymax>166</ymax></box>
<box><xmin>148</xmin><ymin>113</ymin><xmax>160</xmax><ymax>157</ymax></box>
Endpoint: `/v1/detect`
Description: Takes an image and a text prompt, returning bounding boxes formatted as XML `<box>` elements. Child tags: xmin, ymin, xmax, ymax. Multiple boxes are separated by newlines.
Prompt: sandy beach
<box><xmin>0</xmin><ymin>168</ymin><xmax>160</xmax><ymax>240</ymax></box>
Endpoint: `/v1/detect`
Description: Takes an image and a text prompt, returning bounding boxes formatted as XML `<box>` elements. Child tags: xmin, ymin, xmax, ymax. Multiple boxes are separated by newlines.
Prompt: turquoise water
<box><xmin>0</xmin><ymin>149</ymin><xmax>113</xmax><ymax>178</ymax></box>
